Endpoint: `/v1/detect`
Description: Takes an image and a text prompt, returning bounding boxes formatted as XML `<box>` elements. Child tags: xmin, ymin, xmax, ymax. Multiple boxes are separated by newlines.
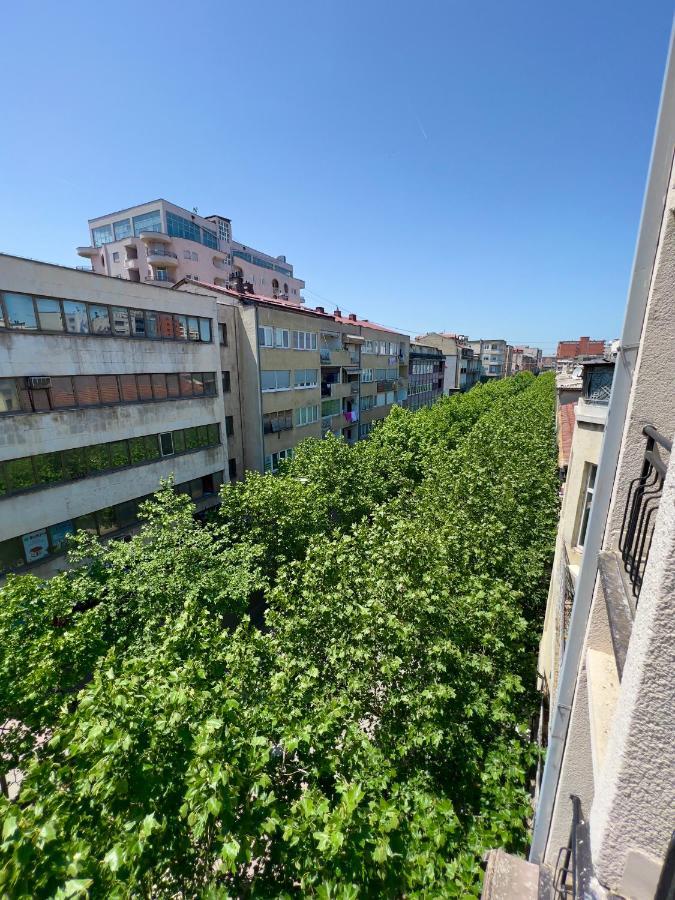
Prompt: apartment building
<box><xmin>482</xmin><ymin>41</ymin><xmax>675</xmax><ymax>899</ymax></box>
<box><xmin>415</xmin><ymin>332</ymin><xmax>479</xmax><ymax>393</ymax></box>
<box><xmin>469</xmin><ymin>338</ymin><xmax>508</xmax><ymax>379</ymax></box>
<box><xmin>506</xmin><ymin>345</ymin><xmax>542</xmax><ymax>375</ymax></box>
<box><xmin>557</xmin><ymin>335</ymin><xmax>606</xmax><ymax>360</ymax></box>
<box><xmin>175</xmin><ymin>282</ymin><xmax>410</xmax><ymax>469</ymax></box>
<box><xmin>540</xmin><ymin>355</ymin><xmax>557</xmax><ymax>372</ymax></box>
<box><xmin>406</xmin><ymin>342</ymin><xmax>445</xmax><ymax>411</ymax></box>
<box><xmin>0</xmin><ymin>255</ymin><xmax>229</xmax><ymax>580</ymax></box>
<box><xmin>77</xmin><ymin>199</ymin><xmax>305</xmax><ymax>303</ymax></box>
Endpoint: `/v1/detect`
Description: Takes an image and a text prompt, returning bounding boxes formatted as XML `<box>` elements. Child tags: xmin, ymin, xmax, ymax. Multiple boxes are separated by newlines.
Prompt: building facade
<box><xmin>482</xmin><ymin>42</ymin><xmax>675</xmax><ymax>899</ymax></box>
<box><xmin>506</xmin><ymin>345</ymin><xmax>542</xmax><ymax>375</ymax></box>
<box><xmin>0</xmin><ymin>255</ymin><xmax>229</xmax><ymax>580</ymax></box>
<box><xmin>556</xmin><ymin>335</ymin><xmax>606</xmax><ymax>360</ymax></box>
<box><xmin>415</xmin><ymin>332</ymin><xmax>480</xmax><ymax>393</ymax></box>
<box><xmin>77</xmin><ymin>199</ymin><xmax>305</xmax><ymax>303</ymax></box>
<box><xmin>406</xmin><ymin>342</ymin><xmax>445</xmax><ymax>411</ymax></box>
<box><xmin>469</xmin><ymin>338</ymin><xmax>508</xmax><ymax>379</ymax></box>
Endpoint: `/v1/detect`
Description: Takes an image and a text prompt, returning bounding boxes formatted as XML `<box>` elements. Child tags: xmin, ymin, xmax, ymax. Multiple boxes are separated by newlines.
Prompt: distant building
<box><xmin>415</xmin><ymin>332</ymin><xmax>480</xmax><ymax>393</ymax></box>
<box><xmin>469</xmin><ymin>339</ymin><xmax>508</xmax><ymax>379</ymax></box>
<box><xmin>556</xmin><ymin>335</ymin><xmax>605</xmax><ymax>360</ymax></box>
<box><xmin>77</xmin><ymin>198</ymin><xmax>305</xmax><ymax>303</ymax></box>
<box><xmin>540</xmin><ymin>355</ymin><xmax>557</xmax><ymax>372</ymax></box>
<box><xmin>506</xmin><ymin>345</ymin><xmax>542</xmax><ymax>375</ymax></box>
<box><xmin>407</xmin><ymin>342</ymin><xmax>445</xmax><ymax>411</ymax></box>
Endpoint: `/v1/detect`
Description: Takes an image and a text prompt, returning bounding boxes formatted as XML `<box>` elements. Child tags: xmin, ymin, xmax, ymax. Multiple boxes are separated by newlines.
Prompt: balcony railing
<box><xmin>619</xmin><ymin>425</ymin><xmax>671</xmax><ymax>601</ymax></box>
<box><xmin>553</xmin><ymin>795</ymin><xmax>592</xmax><ymax>898</ymax></box>
<box><xmin>264</xmin><ymin>417</ymin><xmax>293</xmax><ymax>434</ymax></box>
<box><xmin>146</xmin><ymin>248</ymin><xmax>178</xmax><ymax>259</ymax></box>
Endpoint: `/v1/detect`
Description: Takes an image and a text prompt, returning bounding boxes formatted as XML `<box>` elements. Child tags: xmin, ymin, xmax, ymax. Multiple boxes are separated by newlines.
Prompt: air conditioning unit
<box><xmin>27</xmin><ymin>376</ymin><xmax>51</xmax><ymax>389</ymax></box>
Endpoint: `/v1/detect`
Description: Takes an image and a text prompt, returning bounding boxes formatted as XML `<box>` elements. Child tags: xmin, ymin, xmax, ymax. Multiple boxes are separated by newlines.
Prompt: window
<box><xmin>261</xmin><ymin>370</ymin><xmax>291</xmax><ymax>392</ymax></box>
<box><xmin>35</xmin><ymin>297</ymin><xmax>64</xmax><ymax>331</ymax></box>
<box><xmin>49</xmin><ymin>377</ymin><xmax>76</xmax><ymax>409</ymax></box>
<box><xmin>112</xmin><ymin>252</ymin><xmax>120</xmax><ymax>262</ymax></box>
<box><xmin>361</xmin><ymin>369</ymin><xmax>373</xmax><ymax>383</ymax></box>
<box><xmin>225</xmin><ymin>416</ymin><xmax>234</xmax><ymax>437</ymax></box>
<box><xmin>264</xmin><ymin>448</ymin><xmax>293</xmax><ymax>473</ymax></box>
<box><xmin>219</xmin><ymin>323</ymin><xmax>228</xmax><ymax>345</ymax></box>
<box><xmin>202</xmin><ymin>228</ymin><xmax>217</xmax><ymax>249</ymax></box>
<box><xmin>166</xmin><ymin>373</ymin><xmax>180</xmax><ymax>398</ymax></box>
<box><xmin>113</xmin><ymin>219</ymin><xmax>132</xmax><ymax>241</ymax></box>
<box><xmin>166</xmin><ymin>211</ymin><xmax>201</xmax><ymax>243</ymax></box>
<box><xmin>294</xmin><ymin>369</ymin><xmax>318</xmax><ymax>389</ymax></box>
<box><xmin>203</xmin><ymin>372</ymin><xmax>216</xmax><ymax>396</ymax></box>
<box><xmin>229</xmin><ymin>458</ymin><xmax>237</xmax><ymax>480</ymax></box>
<box><xmin>183</xmin><ymin>250</ymin><xmax>192</xmax><ymax>260</ymax></box>
<box><xmin>376</xmin><ymin>393</ymin><xmax>386</xmax><ymax>407</ymax></box>
<box><xmin>187</xmin><ymin>317</ymin><xmax>200</xmax><ymax>341</ymax></box>
<box><xmin>192</xmin><ymin>373</ymin><xmax>204</xmax><ymax>396</ymax></box>
<box><xmin>258</xmin><ymin>325</ymin><xmax>274</xmax><ymax>347</ymax></box>
<box><xmin>63</xmin><ymin>300</ymin><xmax>91</xmax><ymax>334</ymax></box>
<box><xmin>89</xmin><ymin>305</ymin><xmax>111</xmax><ymax>335</ymax></box>
<box><xmin>3</xmin><ymin>293</ymin><xmax>37</xmax><ymax>330</ymax></box>
<box><xmin>130</xmin><ymin>310</ymin><xmax>146</xmax><ymax>337</ymax></box>
<box><xmin>275</xmin><ymin>328</ymin><xmax>290</xmax><ymax>348</ymax></box>
<box><xmin>191</xmin><ymin>251</ymin><xmax>199</xmax><ymax>261</ymax></box>
<box><xmin>295</xmin><ymin>404</ymin><xmax>319</xmax><ymax>427</ymax></box>
<box><xmin>359</xmin><ymin>422</ymin><xmax>373</xmax><ymax>439</ymax></box>
<box><xmin>198</xmin><ymin>318</ymin><xmax>212</xmax><ymax>342</ymax></box>
<box><xmin>111</xmin><ymin>307</ymin><xmax>130</xmax><ymax>336</ymax></box>
<box><xmin>174</xmin><ymin>315</ymin><xmax>188</xmax><ymax>340</ymax></box>
<box><xmin>263</xmin><ymin>409</ymin><xmax>293</xmax><ymax>433</ymax></box>
<box><xmin>145</xmin><ymin>311</ymin><xmax>159</xmax><ymax>340</ymax></box>
<box><xmin>292</xmin><ymin>330</ymin><xmax>318</xmax><ymax>351</ymax></box>
<box><xmin>136</xmin><ymin>374</ymin><xmax>153</xmax><ymax>401</ymax></box>
<box><xmin>577</xmin><ymin>464</ymin><xmax>597</xmax><ymax>548</ymax></box>
<box><xmin>119</xmin><ymin>374</ymin><xmax>139</xmax><ymax>402</ymax></box>
<box><xmin>222</xmin><ymin>371</ymin><xmax>231</xmax><ymax>393</ymax></box>
<box><xmin>74</xmin><ymin>375</ymin><xmax>100</xmax><ymax>406</ymax></box>
<box><xmin>132</xmin><ymin>209</ymin><xmax>161</xmax><ymax>236</ymax></box>
<box><xmin>92</xmin><ymin>224</ymin><xmax>114</xmax><ymax>246</ymax></box>
<box><xmin>159</xmin><ymin>433</ymin><xmax>174</xmax><ymax>457</ymax></box>
<box><xmin>98</xmin><ymin>375</ymin><xmax>120</xmax><ymax>404</ymax></box>
<box><xmin>322</xmin><ymin>398</ymin><xmax>340</xmax><ymax>417</ymax></box>
<box><xmin>360</xmin><ymin>394</ymin><xmax>375</xmax><ymax>411</ymax></box>
<box><xmin>151</xmin><ymin>373</ymin><xmax>168</xmax><ymax>400</ymax></box>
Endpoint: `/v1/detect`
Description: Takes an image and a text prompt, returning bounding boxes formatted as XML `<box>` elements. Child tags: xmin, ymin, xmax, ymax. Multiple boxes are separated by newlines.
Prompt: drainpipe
<box><xmin>530</xmin><ymin>25</ymin><xmax>675</xmax><ymax>864</ymax></box>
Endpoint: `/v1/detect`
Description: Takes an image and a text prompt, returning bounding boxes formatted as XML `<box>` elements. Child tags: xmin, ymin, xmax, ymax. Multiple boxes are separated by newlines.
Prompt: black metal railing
<box><xmin>619</xmin><ymin>425</ymin><xmax>671</xmax><ymax>601</ymax></box>
<box><xmin>553</xmin><ymin>795</ymin><xmax>592</xmax><ymax>898</ymax></box>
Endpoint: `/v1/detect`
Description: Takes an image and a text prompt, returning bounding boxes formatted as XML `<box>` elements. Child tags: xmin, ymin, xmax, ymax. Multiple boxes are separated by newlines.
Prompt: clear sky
<box><xmin>1</xmin><ymin>1</ymin><xmax>672</xmax><ymax>354</ymax></box>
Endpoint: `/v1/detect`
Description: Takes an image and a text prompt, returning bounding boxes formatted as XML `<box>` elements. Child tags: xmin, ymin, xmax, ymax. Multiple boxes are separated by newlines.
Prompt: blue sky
<box><xmin>1</xmin><ymin>1</ymin><xmax>672</xmax><ymax>353</ymax></box>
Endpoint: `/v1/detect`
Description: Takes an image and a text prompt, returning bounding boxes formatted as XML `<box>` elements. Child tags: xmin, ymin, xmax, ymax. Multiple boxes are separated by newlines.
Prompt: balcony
<box><xmin>139</xmin><ymin>230</ymin><xmax>171</xmax><ymax>244</ymax></box>
<box><xmin>124</xmin><ymin>258</ymin><xmax>140</xmax><ymax>270</ymax></box>
<box><xmin>144</xmin><ymin>274</ymin><xmax>174</xmax><ymax>285</ymax></box>
<box><xmin>264</xmin><ymin>416</ymin><xmax>293</xmax><ymax>435</ymax></box>
<box><xmin>342</xmin><ymin>408</ymin><xmax>359</xmax><ymax>425</ymax></box>
<box><xmin>146</xmin><ymin>248</ymin><xmax>178</xmax><ymax>266</ymax></box>
<box><xmin>76</xmin><ymin>246</ymin><xmax>97</xmax><ymax>258</ymax></box>
<box><xmin>376</xmin><ymin>380</ymin><xmax>396</xmax><ymax>392</ymax></box>
<box><xmin>321</xmin><ymin>348</ymin><xmax>351</xmax><ymax>367</ymax></box>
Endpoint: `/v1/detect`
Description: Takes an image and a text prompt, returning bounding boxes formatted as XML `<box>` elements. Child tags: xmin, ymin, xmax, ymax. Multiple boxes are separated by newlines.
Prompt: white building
<box><xmin>0</xmin><ymin>255</ymin><xmax>230</xmax><ymax>580</ymax></box>
<box><xmin>77</xmin><ymin>199</ymin><xmax>305</xmax><ymax>303</ymax></box>
<box><xmin>482</xmin><ymin>37</ymin><xmax>675</xmax><ymax>900</ymax></box>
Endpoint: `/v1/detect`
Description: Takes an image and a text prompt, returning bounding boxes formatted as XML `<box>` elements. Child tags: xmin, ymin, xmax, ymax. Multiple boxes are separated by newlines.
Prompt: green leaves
<box><xmin>0</xmin><ymin>375</ymin><xmax>557</xmax><ymax>897</ymax></box>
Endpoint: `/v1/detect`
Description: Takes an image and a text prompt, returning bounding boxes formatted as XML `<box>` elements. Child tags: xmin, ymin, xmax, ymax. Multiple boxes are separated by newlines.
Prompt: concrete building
<box><xmin>174</xmin><ymin>281</ymin><xmax>410</xmax><ymax>470</ymax></box>
<box><xmin>557</xmin><ymin>335</ymin><xmax>606</xmax><ymax>361</ymax></box>
<box><xmin>0</xmin><ymin>254</ymin><xmax>229</xmax><ymax>580</ymax></box>
<box><xmin>540</xmin><ymin>355</ymin><xmax>557</xmax><ymax>372</ymax></box>
<box><xmin>469</xmin><ymin>338</ymin><xmax>508</xmax><ymax>379</ymax></box>
<box><xmin>77</xmin><ymin>199</ymin><xmax>305</xmax><ymax>303</ymax></box>
<box><xmin>482</xmin><ymin>38</ymin><xmax>675</xmax><ymax>899</ymax></box>
<box><xmin>406</xmin><ymin>342</ymin><xmax>445</xmax><ymax>411</ymax></box>
<box><xmin>415</xmin><ymin>332</ymin><xmax>479</xmax><ymax>393</ymax></box>
<box><xmin>506</xmin><ymin>345</ymin><xmax>542</xmax><ymax>375</ymax></box>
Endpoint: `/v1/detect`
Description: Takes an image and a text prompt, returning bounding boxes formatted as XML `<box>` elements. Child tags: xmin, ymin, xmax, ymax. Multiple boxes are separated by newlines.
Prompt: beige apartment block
<box><xmin>77</xmin><ymin>198</ymin><xmax>305</xmax><ymax>303</ymax></box>
<box><xmin>415</xmin><ymin>331</ymin><xmax>481</xmax><ymax>393</ymax></box>
<box><xmin>0</xmin><ymin>254</ymin><xmax>228</xmax><ymax>581</ymax></box>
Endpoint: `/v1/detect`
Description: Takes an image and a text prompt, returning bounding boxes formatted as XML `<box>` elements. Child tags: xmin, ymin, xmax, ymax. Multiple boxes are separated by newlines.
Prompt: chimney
<box><xmin>334</xmin><ymin>308</ymin><xmax>342</xmax><ymax>317</ymax></box>
<box><xmin>316</xmin><ymin>306</ymin><xmax>325</xmax><ymax>313</ymax></box>
<box><xmin>348</xmin><ymin>313</ymin><xmax>357</xmax><ymax>322</ymax></box>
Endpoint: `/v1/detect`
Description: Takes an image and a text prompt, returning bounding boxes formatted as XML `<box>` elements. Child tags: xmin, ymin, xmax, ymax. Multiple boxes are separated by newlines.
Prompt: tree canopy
<box><xmin>0</xmin><ymin>372</ymin><xmax>558</xmax><ymax>898</ymax></box>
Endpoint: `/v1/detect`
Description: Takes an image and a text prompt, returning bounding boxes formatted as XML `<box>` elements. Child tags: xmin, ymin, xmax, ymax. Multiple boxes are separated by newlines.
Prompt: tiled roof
<box><xmin>558</xmin><ymin>403</ymin><xmax>577</xmax><ymax>468</ymax></box>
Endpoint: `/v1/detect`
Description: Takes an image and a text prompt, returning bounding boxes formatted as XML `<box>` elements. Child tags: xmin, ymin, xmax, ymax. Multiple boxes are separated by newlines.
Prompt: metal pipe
<box><xmin>529</xmin><ymin>23</ymin><xmax>675</xmax><ymax>863</ymax></box>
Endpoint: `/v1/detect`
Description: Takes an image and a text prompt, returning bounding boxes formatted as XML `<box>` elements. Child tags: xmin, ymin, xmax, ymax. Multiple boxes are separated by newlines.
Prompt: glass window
<box><xmin>119</xmin><ymin>374</ymin><xmax>139</xmax><ymax>402</ymax></box>
<box><xmin>228</xmin><ymin>458</ymin><xmax>237</xmax><ymax>480</ymax></box>
<box><xmin>202</xmin><ymin>228</ymin><xmax>217</xmax><ymax>249</ymax></box>
<box><xmin>92</xmin><ymin>224</ymin><xmax>114</xmax><ymax>246</ymax></box>
<box><xmin>261</xmin><ymin>370</ymin><xmax>290</xmax><ymax>391</ymax></box>
<box><xmin>130</xmin><ymin>310</ymin><xmax>146</xmax><ymax>337</ymax></box>
<box><xmin>198</xmin><ymin>318</ymin><xmax>211</xmax><ymax>342</ymax></box>
<box><xmin>578</xmin><ymin>464</ymin><xmax>598</xmax><ymax>548</ymax></box>
<box><xmin>109</xmin><ymin>440</ymin><xmax>130</xmax><ymax>468</ymax></box>
<box><xmin>203</xmin><ymin>372</ymin><xmax>216</xmax><ymax>395</ymax></box>
<box><xmin>192</xmin><ymin>373</ymin><xmax>204</xmax><ymax>395</ymax></box>
<box><xmin>63</xmin><ymin>301</ymin><xmax>89</xmax><ymax>334</ymax></box>
<box><xmin>184</xmin><ymin>427</ymin><xmax>200</xmax><ymax>450</ymax></box>
<box><xmin>29</xmin><ymin>387</ymin><xmax>51</xmax><ymax>411</ymax></box>
<box><xmin>295</xmin><ymin>369</ymin><xmax>318</xmax><ymax>388</ymax></box>
<box><xmin>113</xmin><ymin>218</ymin><xmax>132</xmax><ymax>241</ymax></box>
<box><xmin>0</xmin><ymin>537</ymin><xmax>25</xmax><ymax>572</ymax></box>
<box><xmin>89</xmin><ymin>305</ymin><xmax>111</xmax><ymax>335</ymax></box>
<box><xmin>133</xmin><ymin>209</ymin><xmax>161</xmax><ymax>236</ymax></box>
<box><xmin>208</xmin><ymin>423</ymin><xmax>220</xmax><ymax>444</ymax></box>
<box><xmin>173</xmin><ymin>430</ymin><xmax>185</xmax><ymax>453</ymax></box>
<box><xmin>62</xmin><ymin>447</ymin><xmax>88</xmax><ymax>481</ymax></box>
<box><xmin>166</xmin><ymin>373</ymin><xmax>180</xmax><ymax>398</ymax></box>
<box><xmin>179</xmin><ymin>373</ymin><xmax>193</xmax><ymax>396</ymax></box>
<box><xmin>0</xmin><ymin>379</ymin><xmax>22</xmax><ymax>413</ymax></box>
<box><xmin>6</xmin><ymin>457</ymin><xmax>36</xmax><ymax>492</ymax></box>
<box><xmin>156</xmin><ymin>312</ymin><xmax>174</xmax><ymax>338</ymax></box>
<box><xmin>129</xmin><ymin>436</ymin><xmax>150</xmax><ymax>464</ymax></box>
<box><xmin>151</xmin><ymin>373</ymin><xmax>168</xmax><ymax>400</ymax></box>
<box><xmin>35</xmin><ymin>297</ymin><xmax>64</xmax><ymax>331</ymax></box>
<box><xmin>166</xmin><ymin>211</ymin><xmax>201</xmax><ymax>242</ymax></box>
<box><xmin>98</xmin><ymin>375</ymin><xmax>120</xmax><ymax>404</ymax></box>
<box><xmin>111</xmin><ymin>307</ymin><xmax>130</xmax><ymax>336</ymax></box>
<box><xmin>97</xmin><ymin>507</ymin><xmax>118</xmax><ymax>536</ymax></box>
<box><xmin>3</xmin><ymin>293</ymin><xmax>37</xmax><ymax>330</ymax></box>
<box><xmin>219</xmin><ymin>323</ymin><xmax>228</xmax><ymax>345</ymax></box>
<box><xmin>87</xmin><ymin>444</ymin><xmax>110</xmax><ymax>474</ymax></box>
<box><xmin>73</xmin><ymin>513</ymin><xmax>98</xmax><ymax>535</ymax></box>
<box><xmin>159</xmin><ymin>432</ymin><xmax>174</xmax><ymax>456</ymax></box>
<box><xmin>48</xmin><ymin>521</ymin><xmax>75</xmax><ymax>551</ymax></box>
<box><xmin>259</xmin><ymin>326</ymin><xmax>274</xmax><ymax>347</ymax></box>
<box><xmin>275</xmin><ymin>328</ymin><xmax>290</xmax><ymax>348</ymax></box>
<box><xmin>174</xmin><ymin>315</ymin><xmax>188</xmax><ymax>340</ymax></box>
<box><xmin>222</xmin><ymin>371</ymin><xmax>231</xmax><ymax>393</ymax></box>
<box><xmin>33</xmin><ymin>452</ymin><xmax>62</xmax><ymax>485</ymax></box>
<box><xmin>144</xmin><ymin>435</ymin><xmax>160</xmax><ymax>460</ymax></box>
<box><xmin>74</xmin><ymin>375</ymin><xmax>100</xmax><ymax>406</ymax></box>
<box><xmin>225</xmin><ymin>416</ymin><xmax>234</xmax><ymax>437</ymax></box>
<box><xmin>187</xmin><ymin>317</ymin><xmax>200</xmax><ymax>341</ymax></box>
<box><xmin>145</xmin><ymin>311</ymin><xmax>159</xmax><ymax>339</ymax></box>
<box><xmin>114</xmin><ymin>499</ymin><xmax>138</xmax><ymax>529</ymax></box>
<box><xmin>136</xmin><ymin>374</ymin><xmax>153</xmax><ymax>401</ymax></box>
